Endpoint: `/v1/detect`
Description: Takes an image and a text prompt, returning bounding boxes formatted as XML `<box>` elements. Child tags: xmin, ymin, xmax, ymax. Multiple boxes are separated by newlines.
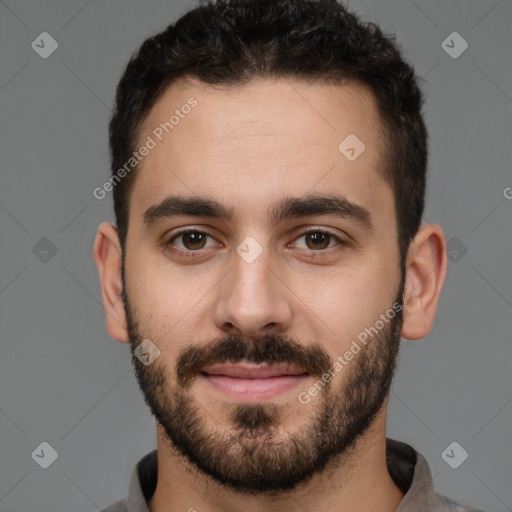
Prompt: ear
<box><xmin>401</xmin><ymin>224</ymin><xmax>448</xmax><ymax>340</ymax></box>
<box><xmin>92</xmin><ymin>222</ymin><xmax>129</xmax><ymax>343</ymax></box>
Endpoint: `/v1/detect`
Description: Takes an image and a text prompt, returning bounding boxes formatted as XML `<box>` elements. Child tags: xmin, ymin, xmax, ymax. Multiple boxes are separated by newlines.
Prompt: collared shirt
<box><xmin>101</xmin><ymin>438</ymin><xmax>485</xmax><ymax>512</ymax></box>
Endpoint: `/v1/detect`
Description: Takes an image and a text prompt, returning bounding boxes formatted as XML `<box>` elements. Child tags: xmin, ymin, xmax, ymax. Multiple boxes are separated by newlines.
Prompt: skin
<box><xmin>93</xmin><ymin>77</ymin><xmax>447</xmax><ymax>512</ymax></box>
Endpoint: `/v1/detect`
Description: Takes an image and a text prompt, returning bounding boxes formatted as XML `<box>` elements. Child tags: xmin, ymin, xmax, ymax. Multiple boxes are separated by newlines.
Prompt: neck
<box><xmin>147</xmin><ymin>410</ymin><xmax>404</xmax><ymax>512</ymax></box>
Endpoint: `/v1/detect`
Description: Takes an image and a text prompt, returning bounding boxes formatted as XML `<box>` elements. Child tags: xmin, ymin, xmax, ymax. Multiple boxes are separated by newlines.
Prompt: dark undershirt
<box><xmin>137</xmin><ymin>438</ymin><xmax>415</xmax><ymax>502</ymax></box>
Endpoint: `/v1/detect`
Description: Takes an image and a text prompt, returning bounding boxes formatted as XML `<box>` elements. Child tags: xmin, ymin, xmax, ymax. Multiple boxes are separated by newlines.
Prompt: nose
<box><xmin>213</xmin><ymin>244</ymin><xmax>294</xmax><ymax>340</ymax></box>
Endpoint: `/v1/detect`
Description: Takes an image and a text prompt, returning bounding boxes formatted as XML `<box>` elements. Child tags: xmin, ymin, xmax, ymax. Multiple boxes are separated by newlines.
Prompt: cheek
<box><xmin>126</xmin><ymin>257</ymin><xmax>215</xmax><ymax>351</ymax></box>
<box><xmin>295</xmin><ymin>254</ymin><xmax>397</xmax><ymax>353</ymax></box>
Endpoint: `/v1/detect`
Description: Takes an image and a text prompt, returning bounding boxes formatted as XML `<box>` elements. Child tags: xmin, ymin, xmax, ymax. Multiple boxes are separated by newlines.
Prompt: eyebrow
<box><xmin>142</xmin><ymin>193</ymin><xmax>374</xmax><ymax>232</ymax></box>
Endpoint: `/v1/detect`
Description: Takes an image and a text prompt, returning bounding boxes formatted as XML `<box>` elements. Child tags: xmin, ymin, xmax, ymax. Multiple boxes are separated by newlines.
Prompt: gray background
<box><xmin>0</xmin><ymin>0</ymin><xmax>511</xmax><ymax>511</ymax></box>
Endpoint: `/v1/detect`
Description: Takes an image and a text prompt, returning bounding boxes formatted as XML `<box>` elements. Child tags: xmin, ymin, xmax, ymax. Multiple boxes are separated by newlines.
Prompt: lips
<box><xmin>201</xmin><ymin>363</ymin><xmax>308</xmax><ymax>379</ymax></box>
<box><xmin>200</xmin><ymin>363</ymin><xmax>309</xmax><ymax>402</ymax></box>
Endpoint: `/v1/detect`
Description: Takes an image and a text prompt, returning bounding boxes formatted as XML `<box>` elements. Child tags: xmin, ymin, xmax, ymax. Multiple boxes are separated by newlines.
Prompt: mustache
<box><xmin>176</xmin><ymin>334</ymin><xmax>332</xmax><ymax>387</ymax></box>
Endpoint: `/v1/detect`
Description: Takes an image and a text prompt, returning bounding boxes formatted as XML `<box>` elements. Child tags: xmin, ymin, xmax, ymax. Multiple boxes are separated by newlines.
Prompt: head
<box><xmin>109</xmin><ymin>0</ymin><xmax>428</xmax><ymax>267</ymax></box>
<box><xmin>94</xmin><ymin>0</ymin><xmax>447</xmax><ymax>494</ymax></box>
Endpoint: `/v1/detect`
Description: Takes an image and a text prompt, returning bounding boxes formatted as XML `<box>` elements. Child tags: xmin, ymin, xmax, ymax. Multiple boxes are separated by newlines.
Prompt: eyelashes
<box><xmin>163</xmin><ymin>228</ymin><xmax>348</xmax><ymax>260</ymax></box>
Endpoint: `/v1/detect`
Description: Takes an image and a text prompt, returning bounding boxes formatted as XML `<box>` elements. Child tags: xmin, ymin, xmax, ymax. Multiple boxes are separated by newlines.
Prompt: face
<box><xmin>122</xmin><ymin>78</ymin><xmax>405</xmax><ymax>492</ymax></box>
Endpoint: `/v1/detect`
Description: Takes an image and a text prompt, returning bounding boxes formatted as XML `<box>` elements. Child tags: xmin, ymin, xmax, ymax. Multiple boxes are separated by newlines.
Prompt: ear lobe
<box><xmin>401</xmin><ymin>224</ymin><xmax>448</xmax><ymax>341</ymax></box>
<box><xmin>92</xmin><ymin>222</ymin><xmax>130</xmax><ymax>343</ymax></box>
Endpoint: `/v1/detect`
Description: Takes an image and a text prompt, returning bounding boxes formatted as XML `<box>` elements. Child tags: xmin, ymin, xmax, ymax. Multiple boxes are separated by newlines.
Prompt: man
<box><xmin>93</xmin><ymin>0</ymin><xmax>484</xmax><ymax>510</ymax></box>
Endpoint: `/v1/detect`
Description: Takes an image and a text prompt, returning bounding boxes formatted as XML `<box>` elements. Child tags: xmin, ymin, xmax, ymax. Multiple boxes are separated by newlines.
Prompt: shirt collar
<box><xmin>124</xmin><ymin>438</ymin><xmax>476</xmax><ymax>512</ymax></box>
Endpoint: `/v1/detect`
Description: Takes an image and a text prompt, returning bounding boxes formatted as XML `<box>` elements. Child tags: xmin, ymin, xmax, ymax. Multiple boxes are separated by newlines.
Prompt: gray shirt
<box><xmin>101</xmin><ymin>438</ymin><xmax>484</xmax><ymax>512</ymax></box>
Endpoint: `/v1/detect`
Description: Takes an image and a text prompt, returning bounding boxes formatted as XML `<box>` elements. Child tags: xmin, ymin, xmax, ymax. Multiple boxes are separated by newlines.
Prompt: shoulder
<box><xmin>100</xmin><ymin>498</ymin><xmax>127</xmax><ymax>512</ymax></box>
<box><xmin>438</xmin><ymin>494</ymin><xmax>487</xmax><ymax>512</ymax></box>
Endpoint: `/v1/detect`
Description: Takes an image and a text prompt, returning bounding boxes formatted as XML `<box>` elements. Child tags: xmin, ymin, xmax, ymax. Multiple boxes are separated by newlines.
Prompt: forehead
<box><xmin>130</xmin><ymin>77</ymin><xmax>393</xmax><ymax>231</ymax></box>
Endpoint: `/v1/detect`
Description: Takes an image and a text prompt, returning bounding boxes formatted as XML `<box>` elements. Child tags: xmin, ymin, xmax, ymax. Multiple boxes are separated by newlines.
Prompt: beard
<box><xmin>122</xmin><ymin>267</ymin><xmax>405</xmax><ymax>494</ymax></box>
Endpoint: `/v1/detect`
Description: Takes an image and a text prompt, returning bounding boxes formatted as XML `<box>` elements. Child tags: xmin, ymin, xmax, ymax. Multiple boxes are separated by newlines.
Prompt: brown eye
<box><xmin>180</xmin><ymin>232</ymin><xmax>208</xmax><ymax>250</ymax></box>
<box><xmin>293</xmin><ymin>230</ymin><xmax>341</xmax><ymax>252</ymax></box>
<box><xmin>304</xmin><ymin>232</ymin><xmax>331</xmax><ymax>250</ymax></box>
<box><xmin>165</xmin><ymin>230</ymin><xmax>217</xmax><ymax>255</ymax></box>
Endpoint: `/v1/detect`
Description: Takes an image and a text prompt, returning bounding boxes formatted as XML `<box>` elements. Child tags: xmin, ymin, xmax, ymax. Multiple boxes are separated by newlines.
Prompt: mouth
<box><xmin>199</xmin><ymin>363</ymin><xmax>309</xmax><ymax>402</ymax></box>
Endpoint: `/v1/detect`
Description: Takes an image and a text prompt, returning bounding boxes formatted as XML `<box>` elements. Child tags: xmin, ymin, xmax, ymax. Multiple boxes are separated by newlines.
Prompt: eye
<box><xmin>291</xmin><ymin>229</ymin><xmax>343</xmax><ymax>252</ymax></box>
<box><xmin>164</xmin><ymin>229</ymin><xmax>218</xmax><ymax>257</ymax></box>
